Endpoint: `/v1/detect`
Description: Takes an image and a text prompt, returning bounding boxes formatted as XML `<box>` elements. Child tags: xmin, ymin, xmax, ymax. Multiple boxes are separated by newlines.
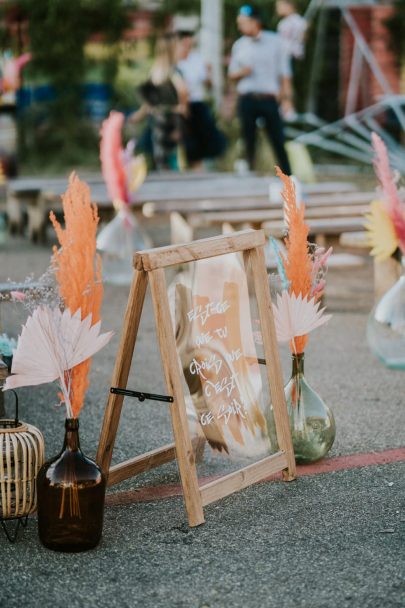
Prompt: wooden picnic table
<box><xmin>4</xmin><ymin>171</ymin><xmax>361</xmax><ymax>243</ymax></box>
<box><xmin>144</xmin><ymin>191</ymin><xmax>373</xmax><ymax>219</ymax></box>
<box><xmin>6</xmin><ymin>180</ymin><xmax>116</xmax><ymax>242</ymax></box>
<box><xmin>6</xmin><ymin>173</ymin><xmax>358</xmax><ymax>199</ymax></box>
<box><xmin>164</xmin><ymin>190</ymin><xmax>373</xmax><ymax>244</ymax></box>
<box><xmin>6</xmin><ymin>175</ymin><xmax>103</xmax><ymax>192</ymax></box>
<box><xmin>137</xmin><ymin>177</ymin><xmax>358</xmax><ymax>203</ymax></box>
<box><xmin>191</xmin><ymin>203</ymin><xmax>370</xmax><ymax>228</ymax></box>
<box><xmin>263</xmin><ymin>217</ymin><xmax>366</xmax><ymax>240</ymax></box>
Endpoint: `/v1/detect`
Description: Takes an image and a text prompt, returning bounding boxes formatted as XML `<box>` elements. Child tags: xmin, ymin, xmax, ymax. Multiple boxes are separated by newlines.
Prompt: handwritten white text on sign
<box><xmin>187</xmin><ymin>300</ymin><xmax>230</xmax><ymax>326</ymax></box>
<box><xmin>187</xmin><ymin>296</ymin><xmax>249</xmax><ymax>428</ymax></box>
<box><xmin>200</xmin><ymin>398</ymin><xmax>247</xmax><ymax>427</ymax></box>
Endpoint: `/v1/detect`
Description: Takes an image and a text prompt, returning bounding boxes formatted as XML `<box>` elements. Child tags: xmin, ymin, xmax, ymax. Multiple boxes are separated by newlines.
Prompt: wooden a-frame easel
<box><xmin>97</xmin><ymin>229</ymin><xmax>296</xmax><ymax>527</ymax></box>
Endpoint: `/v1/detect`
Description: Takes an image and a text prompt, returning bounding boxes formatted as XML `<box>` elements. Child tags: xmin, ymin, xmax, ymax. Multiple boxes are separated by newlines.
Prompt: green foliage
<box><xmin>385</xmin><ymin>0</ymin><xmax>405</xmax><ymax>62</ymax></box>
<box><xmin>0</xmin><ymin>24</ymin><xmax>11</xmax><ymax>51</ymax></box>
<box><xmin>113</xmin><ymin>53</ymin><xmax>152</xmax><ymax>111</ymax></box>
<box><xmin>19</xmin><ymin>0</ymin><xmax>127</xmax><ymax>169</ymax></box>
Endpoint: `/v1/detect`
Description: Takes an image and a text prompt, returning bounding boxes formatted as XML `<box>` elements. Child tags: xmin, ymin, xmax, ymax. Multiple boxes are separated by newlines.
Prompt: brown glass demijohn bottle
<box><xmin>37</xmin><ymin>418</ymin><xmax>106</xmax><ymax>552</ymax></box>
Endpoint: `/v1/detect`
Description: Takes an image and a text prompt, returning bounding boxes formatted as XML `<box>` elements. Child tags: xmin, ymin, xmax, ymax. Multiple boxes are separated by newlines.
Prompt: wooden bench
<box><xmin>5</xmin><ymin>173</ymin><xmax>360</xmax><ymax>243</ymax></box>
<box><xmin>166</xmin><ymin>192</ymin><xmax>374</xmax><ymax>245</ymax></box>
<box><xmin>6</xmin><ymin>179</ymin><xmax>123</xmax><ymax>242</ymax></box>
<box><xmin>6</xmin><ymin>186</ymin><xmax>40</xmax><ymax>236</ymax></box>
<box><xmin>6</xmin><ymin>170</ymin><xmax>236</xmax><ymax>241</ymax></box>
<box><xmin>190</xmin><ymin>203</ymin><xmax>370</xmax><ymax>229</ymax></box>
<box><xmin>143</xmin><ymin>182</ymin><xmax>361</xmax><ymax>217</ymax></box>
<box><xmin>138</xmin><ymin>176</ymin><xmax>358</xmax><ymax>203</ymax></box>
<box><xmin>6</xmin><ymin>178</ymin><xmax>82</xmax><ymax>240</ymax></box>
<box><xmin>263</xmin><ymin>217</ymin><xmax>365</xmax><ymax>240</ymax></box>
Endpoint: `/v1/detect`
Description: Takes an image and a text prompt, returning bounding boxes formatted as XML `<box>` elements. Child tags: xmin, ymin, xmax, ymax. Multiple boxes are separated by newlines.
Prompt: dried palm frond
<box><xmin>272</xmin><ymin>292</ymin><xmax>331</xmax><ymax>347</ymax></box>
<box><xmin>4</xmin><ymin>307</ymin><xmax>112</xmax><ymax>418</ymax></box>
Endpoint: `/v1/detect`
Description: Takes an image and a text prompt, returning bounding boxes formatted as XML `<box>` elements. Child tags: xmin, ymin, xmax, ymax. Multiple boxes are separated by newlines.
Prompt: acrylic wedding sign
<box><xmin>97</xmin><ymin>229</ymin><xmax>296</xmax><ymax>526</ymax></box>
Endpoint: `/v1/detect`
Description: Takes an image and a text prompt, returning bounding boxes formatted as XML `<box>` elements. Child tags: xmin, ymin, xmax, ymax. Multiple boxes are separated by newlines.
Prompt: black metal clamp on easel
<box><xmin>110</xmin><ymin>387</ymin><xmax>174</xmax><ymax>403</ymax></box>
<box><xmin>112</xmin><ymin>361</ymin><xmax>266</xmax><ymax>406</ymax></box>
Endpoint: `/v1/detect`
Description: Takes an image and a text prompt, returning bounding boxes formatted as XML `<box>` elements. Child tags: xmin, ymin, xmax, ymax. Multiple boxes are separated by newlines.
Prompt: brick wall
<box><xmin>340</xmin><ymin>5</ymin><xmax>400</xmax><ymax>114</ymax></box>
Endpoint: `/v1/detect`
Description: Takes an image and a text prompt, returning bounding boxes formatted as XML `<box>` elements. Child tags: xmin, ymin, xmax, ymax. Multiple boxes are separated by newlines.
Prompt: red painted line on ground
<box><xmin>292</xmin><ymin>446</ymin><xmax>405</xmax><ymax>476</ymax></box>
<box><xmin>105</xmin><ymin>446</ymin><xmax>405</xmax><ymax>508</ymax></box>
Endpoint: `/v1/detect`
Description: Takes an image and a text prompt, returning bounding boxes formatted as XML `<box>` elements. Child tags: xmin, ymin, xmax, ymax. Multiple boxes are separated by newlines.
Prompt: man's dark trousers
<box><xmin>238</xmin><ymin>93</ymin><xmax>291</xmax><ymax>174</ymax></box>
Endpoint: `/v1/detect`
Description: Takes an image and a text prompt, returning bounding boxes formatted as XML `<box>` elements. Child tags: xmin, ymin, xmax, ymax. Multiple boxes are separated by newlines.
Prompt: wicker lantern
<box><xmin>0</xmin><ymin>391</ymin><xmax>44</xmax><ymax>542</ymax></box>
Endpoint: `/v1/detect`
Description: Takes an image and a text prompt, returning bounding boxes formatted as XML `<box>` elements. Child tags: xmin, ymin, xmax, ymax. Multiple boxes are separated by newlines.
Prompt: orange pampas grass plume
<box><xmin>275</xmin><ymin>167</ymin><xmax>312</xmax><ymax>353</ymax></box>
<box><xmin>50</xmin><ymin>173</ymin><xmax>103</xmax><ymax>417</ymax></box>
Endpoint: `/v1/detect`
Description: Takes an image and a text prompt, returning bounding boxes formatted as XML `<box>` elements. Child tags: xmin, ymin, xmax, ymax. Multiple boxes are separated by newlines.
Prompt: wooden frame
<box><xmin>97</xmin><ymin>229</ymin><xmax>296</xmax><ymax>527</ymax></box>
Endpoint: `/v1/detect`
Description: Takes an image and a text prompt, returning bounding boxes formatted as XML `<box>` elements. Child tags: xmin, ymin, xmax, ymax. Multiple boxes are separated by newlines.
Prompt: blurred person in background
<box><xmin>0</xmin><ymin>51</ymin><xmax>31</xmax><ymax>178</ymax></box>
<box><xmin>276</xmin><ymin>0</ymin><xmax>308</xmax><ymax>118</ymax></box>
<box><xmin>129</xmin><ymin>34</ymin><xmax>188</xmax><ymax>171</ymax></box>
<box><xmin>176</xmin><ymin>30</ymin><xmax>226</xmax><ymax>170</ymax></box>
<box><xmin>276</xmin><ymin>0</ymin><xmax>307</xmax><ymax>62</ymax></box>
<box><xmin>228</xmin><ymin>4</ymin><xmax>292</xmax><ymax>174</ymax></box>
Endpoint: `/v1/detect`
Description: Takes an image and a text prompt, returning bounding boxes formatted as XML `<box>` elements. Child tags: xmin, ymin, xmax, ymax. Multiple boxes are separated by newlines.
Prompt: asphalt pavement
<box><xmin>0</xmin><ymin>225</ymin><xmax>404</xmax><ymax>608</ymax></box>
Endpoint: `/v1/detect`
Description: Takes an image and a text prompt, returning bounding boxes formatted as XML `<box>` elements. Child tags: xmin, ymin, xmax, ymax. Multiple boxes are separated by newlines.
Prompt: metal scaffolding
<box><xmin>288</xmin><ymin>0</ymin><xmax>405</xmax><ymax>169</ymax></box>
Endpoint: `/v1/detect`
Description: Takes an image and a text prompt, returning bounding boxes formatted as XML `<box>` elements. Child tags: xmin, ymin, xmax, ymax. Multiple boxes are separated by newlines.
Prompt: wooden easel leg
<box><xmin>149</xmin><ymin>268</ymin><xmax>205</xmax><ymax>527</ymax></box>
<box><xmin>247</xmin><ymin>247</ymin><xmax>297</xmax><ymax>481</ymax></box>
<box><xmin>97</xmin><ymin>269</ymin><xmax>148</xmax><ymax>476</ymax></box>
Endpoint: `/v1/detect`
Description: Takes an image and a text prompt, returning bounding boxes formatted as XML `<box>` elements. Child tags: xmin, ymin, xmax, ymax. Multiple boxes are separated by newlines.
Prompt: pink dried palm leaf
<box><xmin>371</xmin><ymin>132</ymin><xmax>405</xmax><ymax>254</ymax></box>
<box><xmin>310</xmin><ymin>245</ymin><xmax>333</xmax><ymax>299</ymax></box>
<box><xmin>100</xmin><ymin>111</ymin><xmax>129</xmax><ymax>204</ymax></box>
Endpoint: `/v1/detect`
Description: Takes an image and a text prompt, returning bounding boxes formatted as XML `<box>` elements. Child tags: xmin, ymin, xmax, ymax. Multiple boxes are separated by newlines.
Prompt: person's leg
<box><xmin>261</xmin><ymin>98</ymin><xmax>292</xmax><ymax>175</ymax></box>
<box><xmin>238</xmin><ymin>95</ymin><xmax>257</xmax><ymax>170</ymax></box>
<box><xmin>292</xmin><ymin>57</ymin><xmax>307</xmax><ymax>114</ymax></box>
<box><xmin>196</xmin><ymin>102</ymin><xmax>226</xmax><ymax>160</ymax></box>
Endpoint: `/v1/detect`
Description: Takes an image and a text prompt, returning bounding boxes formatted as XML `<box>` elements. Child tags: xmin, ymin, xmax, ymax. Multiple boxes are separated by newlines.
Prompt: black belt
<box><xmin>241</xmin><ymin>93</ymin><xmax>277</xmax><ymax>100</ymax></box>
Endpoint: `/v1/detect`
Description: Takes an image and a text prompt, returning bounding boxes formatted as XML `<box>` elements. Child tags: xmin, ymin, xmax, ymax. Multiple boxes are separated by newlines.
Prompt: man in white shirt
<box><xmin>228</xmin><ymin>4</ymin><xmax>292</xmax><ymax>174</ymax></box>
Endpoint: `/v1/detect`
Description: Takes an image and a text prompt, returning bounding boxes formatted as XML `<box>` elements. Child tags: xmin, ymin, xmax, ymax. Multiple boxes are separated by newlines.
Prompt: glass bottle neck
<box><xmin>292</xmin><ymin>353</ymin><xmax>304</xmax><ymax>376</ymax></box>
<box><xmin>63</xmin><ymin>418</ymin><xmax>80</xmax><ymax>451</ymax></box>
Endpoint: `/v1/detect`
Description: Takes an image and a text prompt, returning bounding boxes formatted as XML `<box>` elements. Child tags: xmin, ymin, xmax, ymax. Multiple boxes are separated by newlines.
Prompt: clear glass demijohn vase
<box><xmin>367</xmin><ymin>257</ymin><xmax>405</xmax><ymax>369</ymax></box>
<box><xmin>285</xmin><ymin>353</ymin><xmax>336</xmax><ymax>464</ymax></box>
<box><xmin>96</xmin><ymin>207</ymin><xmax>151</xmax><ymax>286</ymax></box>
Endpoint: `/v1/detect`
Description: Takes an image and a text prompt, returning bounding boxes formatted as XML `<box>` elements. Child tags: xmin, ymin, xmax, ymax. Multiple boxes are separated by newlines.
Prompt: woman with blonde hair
<box><xmin>129</xmin><ymin>34</ymin><xmax>188</xmax><ymax>171</ymax></box>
